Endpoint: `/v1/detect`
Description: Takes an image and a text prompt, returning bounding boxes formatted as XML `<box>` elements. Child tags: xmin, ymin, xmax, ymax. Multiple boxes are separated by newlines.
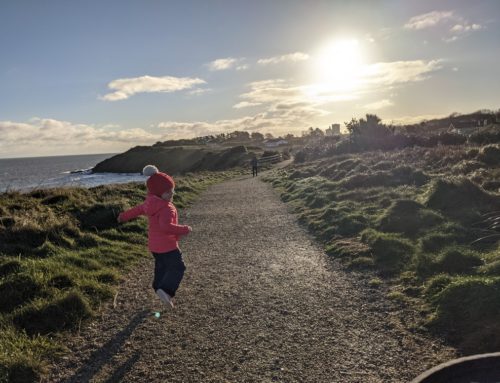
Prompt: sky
<box><xmin>1</xmin><ymin>0</ymin><xmax>499</xmax><ymax>158</ymax></box>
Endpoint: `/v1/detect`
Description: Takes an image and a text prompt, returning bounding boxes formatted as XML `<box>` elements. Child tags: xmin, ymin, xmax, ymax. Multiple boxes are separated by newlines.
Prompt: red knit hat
<box><xmin>143</xmin><ymin>165</ymin><xmax>175</xmax><ymax>197</ymax></box>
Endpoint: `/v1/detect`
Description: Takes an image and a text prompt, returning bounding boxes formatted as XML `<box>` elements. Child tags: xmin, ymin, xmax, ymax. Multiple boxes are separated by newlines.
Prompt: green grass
<box><xmin>265</xmin><ymin>144</ymin><xmax>500</xmax><ymax>354</ymax></box>
<box><xmin>0</xmin><ymin>169</ymin><xmax>241</xmax><ymax>382</ymax></box>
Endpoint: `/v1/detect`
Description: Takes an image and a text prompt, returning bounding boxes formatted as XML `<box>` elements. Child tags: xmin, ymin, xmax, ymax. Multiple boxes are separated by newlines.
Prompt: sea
<box><xmin>0</xmin><ymin>153</ymin><xmax>147</xmax><ymax>192</ymax></box>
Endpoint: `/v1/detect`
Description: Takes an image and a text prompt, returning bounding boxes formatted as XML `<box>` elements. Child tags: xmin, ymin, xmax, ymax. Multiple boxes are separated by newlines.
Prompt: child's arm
<box><xmin>118</xmin><ymin>204</ymin><xmax>145</xmax><ymax>222</ymax></box>
<box><xmin>158</xmin><ymin>206</ymin><xmax>191</xmax><ymax>235</ymax></box>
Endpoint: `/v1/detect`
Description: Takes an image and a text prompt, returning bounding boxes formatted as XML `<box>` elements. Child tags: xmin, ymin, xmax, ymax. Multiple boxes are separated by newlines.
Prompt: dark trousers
<box><xmin>152</xmin><ymin>249</ymin><xmax>186</xmax><ymax>297</ymax></box>
<box><xmin>252</xmin><ymin>165</ymin><xmax>258</xmax><ymax>177</ymax></box>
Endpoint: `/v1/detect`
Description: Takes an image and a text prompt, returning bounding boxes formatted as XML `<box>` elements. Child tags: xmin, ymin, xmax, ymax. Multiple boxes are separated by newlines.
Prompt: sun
<box><xmin>313</xmin><ymin>38</ymin><xmax>364</xmax><ymax>93</ymax></box>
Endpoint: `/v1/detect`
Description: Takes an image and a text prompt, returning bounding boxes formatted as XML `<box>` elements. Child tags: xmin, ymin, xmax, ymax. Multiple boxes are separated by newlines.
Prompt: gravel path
<box><xmin>49</xmin><ymin>173</ymin><xmax>455</xmax><ymax>383</ymax></box>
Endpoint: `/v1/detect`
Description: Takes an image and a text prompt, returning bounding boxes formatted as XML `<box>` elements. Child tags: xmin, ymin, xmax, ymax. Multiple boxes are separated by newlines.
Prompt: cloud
<box><xmin>156</xmin><ymin>108</ymin><xmax>325</xmax><ymax>138</ymax></box>
<box><xmin>236</xmin><ymin>64</ymin><xmax>249</xmax><ymax>71</ymax></box>
<box><xmin>239</xmin><ymin>79</ymin><xmax>307</xmax><ymax>104</ymax></box>
<box><xmin>207</xmin><ymin>57</ymin><xmax>245</xmax><ymax>71</ymax></box>
<box><xmin>101</xmin><ymin>75</ymin><xmax>206</xmax><ymax>101</ymax></box>
<box><xmin>404</xmin><ymin>11</ymin><xmax>454</xmax><ymax>30</ymax></box>
<box><xmin>157</xmin><ymin>78</ymin><xmax>330</xmax><ymax>139</ymax></box>
<box><xmin>104</xmin><ymin>57</ymin><xmax>444</xmax><ymax>143</ymax></box>
<box><xmin>364</xmin><ymin>99</ymin><xmax>394</xmax><ymax>110</ymax></box>
<box><xmin>404</xmin><ymin>10</ymin><xmax>483</xmax><ymax>42</ymax></box>
<box><xmin>445</xmin><ymin>22</ymin><xmax>483</xmax><ymax>42</ymax></box>
<box><xmin>361</xmin><ymin>59</ymin><xmax>443</xmax><ymax>85</ymax></box>
<box><xmin>257</xmin><ymin>52</ymin><xmax>309</xmax><ymax>65</ymax></box>
<box><xmin>233</xmin><ymin>101</ymin><xmax>262</xmax><ymax>109</ymax></box>
<box><xmin>188</xmin><ymin>88</ymin><xmax>212</xmax><ymax>96</ymax></box>
<box><xmin>0</xmin><ymin>118</ymin><xmax>163</xmax><ymax>157</ymax></box>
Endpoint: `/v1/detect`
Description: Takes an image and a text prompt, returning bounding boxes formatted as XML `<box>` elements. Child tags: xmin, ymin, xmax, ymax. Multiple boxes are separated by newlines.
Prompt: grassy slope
<box><xmin>0</xmin><ymin>170</ymin><xmax>242</xmax><ymax>382</ymax></box>
<box><xmin>92</xmin><ymin>145</ymin><xmax>258</xmax><ymax>173</ymax></box>
<box><xmin>264</xmin><ymin>144</ymin><xmax>500</xmax><ymax>355</ymax></box>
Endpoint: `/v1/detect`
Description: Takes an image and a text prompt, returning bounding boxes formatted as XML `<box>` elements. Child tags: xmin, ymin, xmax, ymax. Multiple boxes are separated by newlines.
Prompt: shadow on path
<box><xmin>63</xmin><ymin>310</ymin><xmax>148</xmax><ymax>383</ymax></box>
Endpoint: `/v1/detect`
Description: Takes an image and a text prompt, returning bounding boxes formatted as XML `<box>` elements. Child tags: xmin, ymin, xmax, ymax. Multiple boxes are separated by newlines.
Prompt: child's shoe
<box><xmin>156</xmin><ymin>289</ymin><xmax>175</xmax><ymax>308</ymax></box>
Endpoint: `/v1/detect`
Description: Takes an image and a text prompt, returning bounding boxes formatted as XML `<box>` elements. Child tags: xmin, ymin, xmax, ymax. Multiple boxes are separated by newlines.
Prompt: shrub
<box><xmin>433</xmin><ymin>248</ymin><xmax>483</xmax><ymax>275</ymax></box>
<box><xmin>0</xmin><ymin>274</ymin><xmax>43</xmax><ymax>313</ymax></box>
<box><xmin>325</xmin><ymin>238</ymin><xmax>371</xmax><ymax>259</ymax></box>
<box><xmin>378</xmin><ymin>199</ymin><xmax>443</xmax><ymax>237</ymax></box>
<box><xmin>425</xmin><ymin>178</ymin><xmax>500</xmax><ymax>222</ymax></box>
<box><xmin>430</xmin><ymin>276</ymin><xmax>500</xmax><ymax>352</ymax></box>
<box><xmin>451</xmin><ymin>160</ymin><xmax>483</xmax><ymax>175</ymax></box>
<box><xmin>48</xmin><ymin>274</ymin><xmax>75</xmax><ymax>289</ymax></box>
<box><xmin>0</xmin><ymin>259</ymin><xmax>22</xmax><ymax>277</ymax></box>
<box><xmin>390</xmin><ymin>166</ymin><xmax>429</xmax><ymax>186</ymax></box>
<box><xmin>361</xmin><ymin>229</ymin><xmax>415</xmax><ymax>274</ymax></box>
<box><xmin>469</xmin><ymin>127</ymin><xmax>500</xmax><ymax>145</ymax></box>
<box><xmin>337</xmin><ymin>215</ymin><xmax>366</xmax><ymax>236</ymax></box>
<box><xmin>347</xmin><ymin>256</ymin><xmax>375</xmax><ymax>269</ymax></box>
<box><xmin>477</xmin><ymin>144</ymin><xmax>500</xmax><ymax>165</ymax></box>
<box><xmin>76</xmin><ymin>203</ymin><xmax>124</xmax><ymax>231</ymax></box>
<box><xmin>13</xmin><ymin>291</ymin><xmax>92</xmax><ymax>336</ymax></box>
<box><xmin>479</xmin><ymin>259</ymin><xmax>500</xmax><ymax>275</ymax></box>
<box><xmin>437</xmin><ymin>132</ymin><xmax>467</xmax><ymax>146</ymax></box>
<box><xmin>424</xmin><ymin>274</ymin><xmax>454</xmax><ymax>299</ymax></box>
<box><xmin>419</xmin><ymin>230</ymin><xmax>464</xmax><ymax>252</ymax></box>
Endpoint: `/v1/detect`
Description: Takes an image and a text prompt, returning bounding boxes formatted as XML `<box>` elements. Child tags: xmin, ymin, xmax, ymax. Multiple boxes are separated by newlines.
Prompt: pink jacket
<box><xmin>118</xmin><ymin>194</ymin><xmax>190</xmax><ymax>253</ymax></box>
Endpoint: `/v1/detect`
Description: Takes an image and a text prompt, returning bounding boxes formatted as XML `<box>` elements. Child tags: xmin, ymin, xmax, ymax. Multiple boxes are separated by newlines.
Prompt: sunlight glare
<box><xmin>314</xmin><ymin>39</ymin><xmax>364</xmax><ymax>93</ymax></box>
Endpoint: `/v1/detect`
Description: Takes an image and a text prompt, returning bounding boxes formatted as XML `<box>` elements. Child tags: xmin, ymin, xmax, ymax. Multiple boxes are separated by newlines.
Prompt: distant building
<box><xmin>325</xmin><ymin>124</ymin><xmax>341</xmax><ymax>136</ymax></box>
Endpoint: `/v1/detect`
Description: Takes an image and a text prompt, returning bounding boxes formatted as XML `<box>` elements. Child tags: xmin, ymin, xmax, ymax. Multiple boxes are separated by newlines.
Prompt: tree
<box><xmin>345</xmin><ymin>114</ymin><xmax>391</xmax><ymax>138</ymax></box>
<box><xmin>264</xmin><ymin>133</ymin><xmax>274</xmax><ymax>139</ymax></box>
<box><xmin>251</xmin><ymin>132</ymin><xmax>264</xmax><ymax>141</ymax></box>
<box><xmin>344</xmin><ymin>114</ymin><xmax>396</xmax><ymax>150</ymax></box>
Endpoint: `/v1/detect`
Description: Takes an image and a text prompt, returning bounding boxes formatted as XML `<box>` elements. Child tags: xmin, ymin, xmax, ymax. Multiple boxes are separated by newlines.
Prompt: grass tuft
<box><xmin>361</xmin><ymin>229</ymin><xmax>415</xmax><ymax>274</ymax></box>
<box><xmin>13</xmin><ymin>291</ymin><xmax>92</xmax><ymax>336</ymax></box>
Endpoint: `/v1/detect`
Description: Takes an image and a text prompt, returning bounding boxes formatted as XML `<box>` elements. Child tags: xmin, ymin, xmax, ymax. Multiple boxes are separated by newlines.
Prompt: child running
<box><xmin>117</xmin><ymin>165</ymin><xmax>192</xmax><ymax>308</ymax></box>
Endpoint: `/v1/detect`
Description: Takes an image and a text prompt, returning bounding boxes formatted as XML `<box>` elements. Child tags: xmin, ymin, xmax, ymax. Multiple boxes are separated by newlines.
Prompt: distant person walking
<box><xmin>251</xmin><ymin>155</ymin><xmax>259</xmax><ymax>177</ymax></box>
<box><xmin>117</xmin><ymin>165</ymin><xmax>192</xmax><ymax>309</ymax></box>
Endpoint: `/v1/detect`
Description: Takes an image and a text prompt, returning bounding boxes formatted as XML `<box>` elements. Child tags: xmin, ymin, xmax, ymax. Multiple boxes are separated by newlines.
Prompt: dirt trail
<box><xmin>50</xmin><ymin>173</ymin><xmax>455</xmax><ymax>383</ymax></box>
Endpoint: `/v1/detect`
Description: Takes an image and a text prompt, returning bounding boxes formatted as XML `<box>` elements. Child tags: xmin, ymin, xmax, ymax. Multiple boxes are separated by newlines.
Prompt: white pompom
<box><xmin>142</xmin><ymin>165</ymin><xmax>159</xmax><ymax>176</ymax></box>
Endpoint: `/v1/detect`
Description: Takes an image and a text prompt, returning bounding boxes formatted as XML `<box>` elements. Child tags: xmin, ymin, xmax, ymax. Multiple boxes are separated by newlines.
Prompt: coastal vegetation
<box><xmin>1</xmin><ymin>108</ymin><xmax>499</xmax><ymax>381</ymax></box>
<box><xmin>264</xmin><ymin>114</ymin><xmax>500</xmax><ymax>355</ymax></box>
<box><xmin>0</xmin><ymin>170</ymin><xmax>241</xmax><ymax>382</ymax></box>
<box><xmin>93</xmin><ymin>141</ymin><xmax>287</xmax><ymax>174</ymax></box>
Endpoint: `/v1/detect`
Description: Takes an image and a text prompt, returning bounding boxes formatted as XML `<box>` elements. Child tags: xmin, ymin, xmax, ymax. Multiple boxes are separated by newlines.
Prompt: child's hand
<box><xmin>187</xmin><ymin>226</ymin><xmax>193</xmax><ymax>233</ymax></box>
<box><xmin>117</xmin><ymin>213</ymin><xmax>123</xmax><ymax>223</ymax></box>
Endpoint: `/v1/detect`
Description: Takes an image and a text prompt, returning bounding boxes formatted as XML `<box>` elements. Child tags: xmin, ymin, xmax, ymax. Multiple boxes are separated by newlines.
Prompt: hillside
<box><xmin>0</xmin><ymin>171</ymin><xmax>242</xmax><ymax>381</ymax></box>
<box><xmin>93</xmin><ymin>145</ymin><xmax>259</xmax><ymax>174</ymax></box>
<box><xmin>265</xmin><ymin>142</ymin><xmax>500</xmax><ymax>353</ymax></box>
<box><xmin>49</xmin><ymin>176</ymin><xmax>454</xmax><ymax>383</ymax></box>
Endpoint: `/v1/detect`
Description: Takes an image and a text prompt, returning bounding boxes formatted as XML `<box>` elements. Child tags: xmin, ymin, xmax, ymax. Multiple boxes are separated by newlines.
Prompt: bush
<box><xmin>77</xmin><ymin>203</ymin><xmax>124</xmax><ymax>231</ymax></box>
<box><xmin>469</xmin><ymin>127</ymin><xmax>500</xmax><ymax>144</ymax></box>
<box><xmin>425</xmin><ymin>178</ymin><xmax>500</xmax><ymax>222</ymax></box>
<box><xmin>0</xmin><ymin>275</ymin><xmax>43</xmax><ymax>313</ymax></box>
<box><xmin>477</xmin><ymin>144</ymin><xmax>500</xmax><ymax>165</ymax></box>
<box><xmin>433</xmin><ymin>248</ymin><xmax>483</xmax><ymax>275</ymax></box>
<box><xmin>0</xmin><ymin>259</ymin><xmax>22</xmax><ymax>277</ymax></box>
<box><xmin>419</xmin><ymin>229</ymin><xmax>465</xmax><ymax>252</ymax></box>
<box><xmin>378</xmin><ymin>199</ymin><xmax>443</xmax><ymax>237</ymax></box>
<box><xmin>325</xmin><ymin>238</ymin><xmax>371</xmax><ymax>259</ymax></box>
<box><xmin>430</xmin><ymin>276</ymin><xmax>500</xmax><ymax>352</ymax></box>
<box><xmin>13</xmin><ymin>291</ymin><xmax>93</xmax><ymax>336</ymax></box>
<box><xmin>437</xmin><ymin>132</ymin><xmax>467</xmax><ymax>146</ymax></box>
<box><xmin>479</xmin><ymin>259</ymin><xmax>500</xmax><ymax>275</ymax></box>
<box><xmin>361</xmin><ymin>229</ymin><xmax>415</xmax><ymax>274</ymax></box>
<box><xmin>337</xmin><ymin>215</ymin><xmax>366</xmax><ymax>236</ymax></box>
<box><xmin>347</xmin><ymin>256</ymin><xmax>375</xmax><ymax>269</ymax></box>
<box><xmin>424</xmin><ymin>274</ymin><xmax>453</xmax><ymax>299</ymax></box>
